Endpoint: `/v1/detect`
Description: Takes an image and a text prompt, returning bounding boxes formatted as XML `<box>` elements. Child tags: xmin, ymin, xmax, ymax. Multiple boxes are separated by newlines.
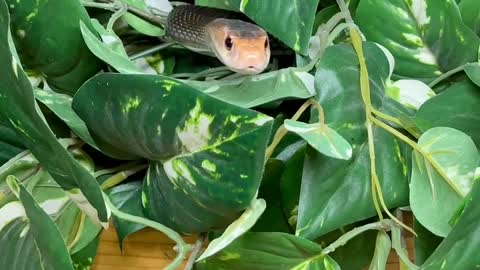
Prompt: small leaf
<box><xmin>6</xmin><ymin>175</ymin><xmax>74</xmax><ymax>270</ymax></box>
<box><xmin>34</xmin><ymin>89</ymin><xmax>97</xmax><ymax>149</ymax></box>
<box><xmin>410</xmin><ymin>127</ymin><xmax>479</xmax><ymax>237</ymax></box>
<box><xmin>80</xmin><ymin>20</ymin><xmax>142</xmax><ymax>74</ymax></box>
<box><xmin>186</xmin><ymin>68</ymin><xmax>315</xmax><ymax>108</ymax></box>
<box><xmin>386</xmin><ymin>80</ymin><xmax>435</xmax><ymax>110</ymax></box>
<box><xmin>196</xmin><ymin>198</ymin><xmax>266</xmax><ymax>261</ymax></box>
<box><xmin>120</xmin><ymin>0</ymin><xmax>169</xmax><ymax>36</ymax></box>
<box><xmin>195</xmin><ymin>232</ymin><xmax>340</xmax><ymax>270</ymax></box>
<box><xmin>284</xmin><ymin>120</ymin><xmax>352</xmax><ymax>160</ymax></box>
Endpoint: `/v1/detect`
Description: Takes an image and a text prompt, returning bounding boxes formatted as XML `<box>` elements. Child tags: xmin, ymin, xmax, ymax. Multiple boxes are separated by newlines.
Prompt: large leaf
<box><xmin>195</xmin><ymin>0</ymin><xmax>320</xmax><ymax>54</ymax></box>
<box><xmin>0</xmin><ymin>0</ymin><xmax>107</xmax><ymax>225</ymax></box>
<box><xmin>420</xmin><ymin>178</ymin><xmax>480</xmax><ymax>269</ymax></box>
<box><xmin>410</xmin><ymin>127</ymin><xmax>479</xmax><ymax>237</ymax></box>
<box><xmin>355</xmin><ymin>0</ymin><xmax>480</xmax><ymax>81</ymax></box>
<box><xmin>296</xmin><ymin>43</ymin><xmax>410</xmax><ymax>240</ymax></box>
<box><xmin>195</xmin><ymin>232</ymin><xmax>341</xmax><ymax>270</ymax></box>
<box><xmin>72</xmin><ymin>73</ymin><xmax>273</xmax><ymax>233</ymax></box>
<box><xmin>185</xmin><ymin>68</ymin><xmax>315</xmax><ymax>108</ymax></box>
<box><xmin>415</xmin><ymin>80</ymin><xmax>480</xmax><ymax>146</ymax></box>
<box><xmin>2</xmin><ymin>176</ymin><xmax>74</xmax><ymax>270</ymax></box>
<box><xmin>414</xmin><ymin>218</ymin><xmax>442</xmax><ymax>266</ymax></box>
<box><xmin>7</xmin><ymin>0</ymin><xmax>103</xmax><ymax>94</ymax></box>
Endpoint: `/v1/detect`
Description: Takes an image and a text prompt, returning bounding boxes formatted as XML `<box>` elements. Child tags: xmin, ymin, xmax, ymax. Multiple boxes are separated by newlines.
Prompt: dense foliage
<box><xmin>1</xmin><ymin>0</ymin><xmax>480</xmax><ymax>269</ymax></box>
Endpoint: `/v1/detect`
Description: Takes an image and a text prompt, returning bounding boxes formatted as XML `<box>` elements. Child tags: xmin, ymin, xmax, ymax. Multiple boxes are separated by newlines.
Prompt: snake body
<box><xmin>163</xmin><ymin>5</ymin><xmax>270</xmax><ymax>74</ymax></box>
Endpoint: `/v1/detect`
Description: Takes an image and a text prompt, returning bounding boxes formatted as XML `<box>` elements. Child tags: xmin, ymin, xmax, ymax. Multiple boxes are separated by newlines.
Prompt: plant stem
<box><xmin>129</xmin><ymin>42</ymin><xmax>175</xmax><ymax>60</ymax></box>
<box><xmin>264</xmin><ymin>98</ymin><xmax>319</xmax><ymax>161</ymax></box>
<box><xmin>100</xmin><ymin>164</ymin><xmax>148</xmax><ymax>190</ymax></box>
<box><xmin>428</xmin><ymin>64</ymin><xmax>466</xmax><ymax>88</ymax></box>
<box><xmin>188</xmin><ymin>66</ymin><xmax>233</xmax><ymax>80</ymax></box>
<box><xmin>107</xmin><ymin>1</ymin><xmax>127</xmax><ymax>31</ymax></box>
<box><xmin>67</xmin><ymin>213</ymin><xmax>86</xmax><ymax>250</ymax></box>
<box><xmin>103</xmin><ymin>192</ymin><xmax>191</xmax><ymax>270</ymax></box>
<box><xmin>322</xmin><ymin>220</ymin><xmax>391</xmax><ymax>254</ymax></box>
<box><xmin>184</xmin><ymin>233</ymin><xmax>206</xmax><ymax>270</ymax></box>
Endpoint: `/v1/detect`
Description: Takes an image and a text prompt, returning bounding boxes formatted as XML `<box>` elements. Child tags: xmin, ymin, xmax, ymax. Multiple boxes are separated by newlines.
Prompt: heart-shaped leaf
<box><xmin>72</xmin><ymin>73</ymin><xmax>273</xmax><ymax>232</ymax></box>
<box><xmin>284</xmin><ymin>120</ymin><xmax>352</xmax><ymax>160</ymax></box>
<box><xmin>410</xmin><ymin>127</ymin><xmax>479</xmax><ymax>237</ymax></box>
<box><xmin>7</xmin><ymin>0</ymin><xmax>103</xmax><ymax>94</ymax></box>
<box><xmin>355</xmin><ymin>0</ymin><xmax>480</xmax><ymax>81</ymax></box>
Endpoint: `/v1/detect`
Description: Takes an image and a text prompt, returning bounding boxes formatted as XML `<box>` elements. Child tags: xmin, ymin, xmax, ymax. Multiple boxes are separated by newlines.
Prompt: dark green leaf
<box><xmin>415</xmin><ymin>80</ymin><xmax>480</xmax><ymax>146</ymax></box>
<box><xmin>195</xmin><ymin>232</ymin><xmax>340</xmax><ymax>270</ymax></box>
<box><xmin>414</xmin><ymin>218</ymin><xmax>442</xmax><ymax>266</ymax></box>
<box><xmin>71</xmin><ymin>235</ymin><xmax>100</xmax><ymax>270</ymax></box>
<box><xmin>296</xmin><ymin>43</ymin><xmax>410</xmax><ymax>239</ymax></box>
<box><xmin>7</xmin><ymin>0</ymin><xmax>103</xmax><ymax>94</ymax></box>
<box><xmin>0</xmin><ymin>1</ymin><xmax>107</xmax><ymax>224</ymax></box>
<box><xmin>355</xmin><ymin>0</ymin><xmax>480</xmax><ymax>81</ymax></box>
<box><xmin>105</xmin><ymin>180</ymin><xmax>146</xmax><ymax>250</ymax></box>
<box><xmin>464</xmin><ymin>62</ymin><xmax>480</xmax><ymax>87</ymax></box>
<box><xmin>0</xmin><ymin>121</ymin><xmax>26</xmax><ymax>166</ymax></box>
<box><xmin>72</xmin><ymin>73</ymin><xmax>273</xmax><ymax>233</ymax></box>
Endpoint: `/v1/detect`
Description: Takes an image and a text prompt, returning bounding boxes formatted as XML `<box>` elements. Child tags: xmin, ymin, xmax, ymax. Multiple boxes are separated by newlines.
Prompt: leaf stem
<box><xmin>102</xmin><ymin>192</ymin><xmax>191</xmax><ymax>270</ymax></box>
<box><xmin>106</xmin><ymin>1</ymin><xmax>127</xmax><ymax>32</ymax></box>
<box><xmin>100</xmin><ymin>164</ymin><xmax>148</xmax><ymax>190</ymax></box>
<box><xmin>264</xmin><ymin>98</ymin><xmax>321</xmax><ymax>161</ymax></box>
<box><xmin>129</xmin><ymin>42</ymin><xmax>175</xmax><ymax>60</ymax></box>
<box><xmin>322</xmin><ymin>220</ymin><xmax>391</xmax><ymax>254</ymax></box>
<box><xmin>184</xmin><ymin>233</ymin><xmax>206</xmax><ymax>270</ymax></box>
<box><xmin>428</xmin><ymin>64</ymin><xmax>466</xmax><ymax>88</ymax></box>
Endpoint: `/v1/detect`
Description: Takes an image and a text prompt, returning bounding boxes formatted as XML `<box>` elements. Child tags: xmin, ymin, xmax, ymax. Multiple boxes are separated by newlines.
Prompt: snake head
<box><xmin>206</xmin><ymin>18</ymin><xmax>270</xmax><ymax>75</ymax></box>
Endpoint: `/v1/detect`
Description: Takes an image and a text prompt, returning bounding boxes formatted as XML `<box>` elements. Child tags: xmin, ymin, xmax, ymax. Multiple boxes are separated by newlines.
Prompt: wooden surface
<box><xmin>93</xmin><ymin>215</ymin><xmax>415</xmax><ymax>270</ymax></box>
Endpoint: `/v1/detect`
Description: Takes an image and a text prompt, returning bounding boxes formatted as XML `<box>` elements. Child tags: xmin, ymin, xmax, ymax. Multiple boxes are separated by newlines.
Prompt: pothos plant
<box><xmin>0</xmin><ymin>0</ymin><xmax>479</xmax><ymax>269</ymax></box>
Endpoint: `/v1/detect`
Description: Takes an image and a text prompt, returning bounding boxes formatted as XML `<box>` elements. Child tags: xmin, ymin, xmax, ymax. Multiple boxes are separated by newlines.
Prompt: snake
<box><xmin>126</xmin><ymin>4</ymin><xmax>271</xmax><ymax>75</ymax></box>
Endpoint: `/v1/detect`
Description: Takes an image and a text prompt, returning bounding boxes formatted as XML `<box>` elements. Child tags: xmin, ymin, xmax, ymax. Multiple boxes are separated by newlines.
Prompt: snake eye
<box><xmin>225</xmin><ymin>36</ymin><xmax>233</xmax><ymax>50</ymax></box>
<box><xmin>264</xmin><ymin>39</ymin><xmax>269</xmax><ymax>49</ymax></box>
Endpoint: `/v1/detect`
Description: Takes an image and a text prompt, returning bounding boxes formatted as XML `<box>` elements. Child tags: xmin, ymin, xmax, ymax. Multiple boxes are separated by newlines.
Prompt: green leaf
<box><xmin>385</xmin><ymin>79</ymin><xmax>435</xmax><ymax>110</ymax></box>
<box><xmin>120</xmin><ymin>0</ymin><xmax>170</xmax><ymax>36</ymax></box>
<box><xmin>5</xmin><ymin>175</ymin><xmax>74</xmax><ymax>270</ymax></box>
<box><xmin>284</xmin><ymin>120</ymin><xmax>352</xmax><ymax>160</ymax></box>
<box><xmin>251</xmin><ymin>158</ymin><xmax>291</xmax><ymax>233</ymax></box>
<box><xmin>368</xmin><ymin>231</ymin><xmax>392</xmax><ymax>270</ymax></box>
<box><xmin>415</xmin><ymin>80</ymin><xmax>480</xmax><ymax>146</ymax></box>
<box><xmin>410</xmin><ymin>127</ymin><xmax>479</xmax><ymax>237</ymax></box>
<box><xmin>414</xmin><ymin>218</ymin><xmax>442</xmax><ymax>266</ymax></box>
<box><xmin>355</xmin><ymin>0</ymin><xmax>480</xmax><ymax>81</ymax></box>
<box><xmin>34</xmin><ymin>89</ymin><xmax>97</xmax><ymax>149</ymax></box>
<box><xmin>296</xmin><ymin>43</ymin><xmax>410</xmax><ymax>240</ymax></box>
<box><xmin>0</xmin><ymin>121</ymin><xmax>26</xmax><ymax>166</ymax></box>
<box><xmin>7</xmin><ymin>0</ymin><xmax>103</xmax><ymax>94</ymax></box>
<box><xmin>72</xmin><ymin>73</ymin><xmax>273</xmax><ymax>232</ymax></box>
<box><xmin>195</xmin><ymin>0</ymin><xmax>319</xmax><ymax>54</ymax></box>
<box><xmin>419</xmin><ymin>178</ymin><xmax>480</xmax><ymax>269</ymax></box>
<box><xmin>195</xmin><ymin>232</ymin><xmax>340</xmax><ymax>270</ymax></box>
<box><xmin>197</xmin><ymin>198</ymin><xmax>266</xmax><ymax>261</ymax></box>
<box><xmin>80</xmin><ymin>19</ymin><xmax>142</xmax><ymax>74</ymax></box>
<box><xmin>105</xmin><ymin>180</ymin><xmax>146</xmax><ymax>250</ymax></box>
<box><xmin>464</xmin><ymin>62</ymin><xmax>480</xmax><ymax>87</ymax></box>
<box><xmin>459</xmin><ymin>0</ymin><xmax>480</xmax><ymax>36</ymax></box>
<box><xmin>185</xmin><ymin>68</ymin><xmax>315</xmax><ymax>108</ymax></box>
<box><xmin>71</xmin><ymin>235</ymin><xmax>100</xmax><ymax>270</ymax></box>
<box><xmin>0</xmin><ymin>1</ymin><xmax>108</xmax><ymax>225</ymax></box>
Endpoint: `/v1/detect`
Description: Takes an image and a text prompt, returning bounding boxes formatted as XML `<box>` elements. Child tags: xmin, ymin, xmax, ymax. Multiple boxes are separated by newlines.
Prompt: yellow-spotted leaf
<box><xmin>72</xmin><ymin>73</ymin><xmax>273</xmax><ymax>233</ymax></box>
<box><xmin>284</xmin><ymin>120</ymin><xmax>352</xmax><ymax>160</ymax></box>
